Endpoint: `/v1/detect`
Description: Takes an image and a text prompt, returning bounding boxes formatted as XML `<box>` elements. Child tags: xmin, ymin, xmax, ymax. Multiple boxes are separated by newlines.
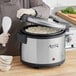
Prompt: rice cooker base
<box><xmin>21</xmin><ymin>59</ymin><xmax>65</xmax><ymax>68</ymax></box>
<box><xmin>17</xmin><ymin>25</ymin><xmax>66</xmax><ymax>68</ymax></box>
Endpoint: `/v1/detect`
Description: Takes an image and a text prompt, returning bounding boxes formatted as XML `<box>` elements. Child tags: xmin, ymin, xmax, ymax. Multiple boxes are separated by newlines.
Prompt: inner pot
<box><xmin>21</xmin><ymin>25</ymin><xmax>66</xmax><ymax>39</ymax></box>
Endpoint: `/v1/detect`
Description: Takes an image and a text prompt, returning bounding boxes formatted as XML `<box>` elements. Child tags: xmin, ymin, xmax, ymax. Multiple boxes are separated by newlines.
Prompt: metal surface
<box><xmin>21</xmin><ymin>35</ymin><xmax>65</xmax><ymax>64</ymax></box>
<box><xmin>66</xmin><ymin>27</ymin><xmax>76</xmax><ymax>49</ymax></box>
<box><xmin>27</xmin><ymin>17</ymin><xmax>66</xmax><ymax>29</ymax></box>
<box><xmin>21</xmin><ymin>15</ymin><xmax>66</xmax><ymax>30</ymax></box>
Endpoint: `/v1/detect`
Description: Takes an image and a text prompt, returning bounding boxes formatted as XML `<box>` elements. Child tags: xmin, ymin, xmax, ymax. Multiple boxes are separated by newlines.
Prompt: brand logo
<box><xmin>49</xmin><ymin>44</ymin><xmax>59</xmax><ymax>48</ymax></box>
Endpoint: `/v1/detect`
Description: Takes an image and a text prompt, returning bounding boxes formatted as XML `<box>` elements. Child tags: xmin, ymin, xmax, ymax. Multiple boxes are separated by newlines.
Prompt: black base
<box><xmin>21</xmin><ymin>59</ymin><xmax>65</xmax><ymax>68</ymax></box>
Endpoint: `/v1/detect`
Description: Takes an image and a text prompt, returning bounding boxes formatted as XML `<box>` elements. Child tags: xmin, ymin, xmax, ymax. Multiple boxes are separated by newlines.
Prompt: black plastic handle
<box><xmin>20</xmin><ymin>14</ymin><xmax>29</xmax><ymax>22</ymax></box>
<box><xmin>17</xmin><ymin>31</ymin><xmax>27</xmax><ymax>44</ymax></box>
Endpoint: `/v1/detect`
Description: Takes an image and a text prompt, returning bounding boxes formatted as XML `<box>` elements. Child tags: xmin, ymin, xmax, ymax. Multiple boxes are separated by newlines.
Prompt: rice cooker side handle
<box><xmin>20</xmin><ymin>14</ymin><xmax>29</xmax><ymax>22</ymax></box>
<box><xmin>17</xmin><ymin>31</ymin><xmax>27</xmax><ymax>44</ymax></box>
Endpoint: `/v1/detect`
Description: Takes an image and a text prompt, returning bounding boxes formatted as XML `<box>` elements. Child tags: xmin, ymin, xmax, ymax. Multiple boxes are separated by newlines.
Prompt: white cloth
<box><xmin>0</xmin><ymin>55</ymin><xmax>13</xmax><ymax>71</ymax></box>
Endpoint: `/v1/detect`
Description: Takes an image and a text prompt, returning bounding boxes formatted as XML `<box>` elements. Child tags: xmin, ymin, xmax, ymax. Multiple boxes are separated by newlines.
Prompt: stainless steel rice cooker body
<box><xmin>17</xmin><ymin>25</ymin><xmax>66</xmax><ymax>68</ymax></box>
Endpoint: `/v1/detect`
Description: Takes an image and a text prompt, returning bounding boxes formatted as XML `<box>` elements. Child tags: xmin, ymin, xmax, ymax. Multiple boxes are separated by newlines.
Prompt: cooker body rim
<box><xmin>21</xmin><ymin>25</ymin><xmax>66</xmax><ymax>39</ymax></box>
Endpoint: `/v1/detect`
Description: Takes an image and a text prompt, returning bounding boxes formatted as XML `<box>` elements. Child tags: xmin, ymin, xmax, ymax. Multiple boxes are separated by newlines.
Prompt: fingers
<box><xmin>2</xmin><ymin>33</ymin><xmax>10</xmax><ymax>37</ymax></box>
<box><xmin>1</xmin><ymin>34</ymin><xmax>10</xmax><ymax>47</ymax></box>
<box><xmin>17</xmin><ymin>8</ymin><xmax>35</xmax><ymax>18</ymax></box>
<box><xmin>0</xmin><ymin>33</ymin><xmax>10</xmax><ymax>45</ymax></box>
<box><xmin>1</xmin><ymin>37</ymin><xmax>9</xmax><ymax>44</ymax></box>
<box><xmin>17</xmin><ymin>9</ymin><xmax>26</xmax><ymax>18</ymax></box>
<box><xmin>17</xmin><ymin>11</ymin><xmax>25</xmax><ymax>19</ymax></box>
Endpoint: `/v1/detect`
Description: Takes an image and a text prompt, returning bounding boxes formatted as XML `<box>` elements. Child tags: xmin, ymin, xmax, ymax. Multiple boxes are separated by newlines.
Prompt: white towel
<box><xmin>0</xmin><ymin>55</ymin><xmax>13</xmax><ymax>71</ymax></box>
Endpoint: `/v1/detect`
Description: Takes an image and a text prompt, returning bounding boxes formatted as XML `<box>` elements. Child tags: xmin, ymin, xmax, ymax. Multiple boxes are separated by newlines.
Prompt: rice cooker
<box><xmin>17</xmin><ymin>15</ymin><xmax>67</xmax><ymax>68</ymax></box>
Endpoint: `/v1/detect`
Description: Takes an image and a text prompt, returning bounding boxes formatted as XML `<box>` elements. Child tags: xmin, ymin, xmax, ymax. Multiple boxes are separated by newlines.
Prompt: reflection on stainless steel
<box><xmin>27</xmin><ymin>17</ymin><xmax>66</xmax><ymax>29</ymax></box>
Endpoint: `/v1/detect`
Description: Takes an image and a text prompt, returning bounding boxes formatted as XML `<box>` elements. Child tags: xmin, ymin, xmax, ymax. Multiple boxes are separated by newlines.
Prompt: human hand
<box><xmin>0</xmin><ymin>33</ymin><xmax>10</xmax><ymax>47</ymax></box>
<box><xmin>17</xmin><ymin>8</ymin><xmax>36</xmax><ymax>18</ymax></box>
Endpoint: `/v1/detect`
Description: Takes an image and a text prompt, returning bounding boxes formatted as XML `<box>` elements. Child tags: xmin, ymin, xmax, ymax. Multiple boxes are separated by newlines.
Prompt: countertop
<box><xmin>0</xmin><ymin>49</ymin><xmax>76</xmax><ymax>76</ymax></box>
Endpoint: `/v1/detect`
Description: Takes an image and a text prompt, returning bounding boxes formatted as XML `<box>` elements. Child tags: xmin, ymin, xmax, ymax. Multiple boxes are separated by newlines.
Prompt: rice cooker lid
<box><xmin>20</xmin><ymin>15</ymin><xmax>67</xmax><ymax>30</ymax></box>
<box><xmin>21</xmin><ymin>25</ymin><xmax>66</xmax><ymax>39</ymax></box>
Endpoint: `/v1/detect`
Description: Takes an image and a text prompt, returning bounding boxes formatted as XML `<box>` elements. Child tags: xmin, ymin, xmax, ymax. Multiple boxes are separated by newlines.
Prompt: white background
<box><xmin>43</xmin><ymin>0</ymin><xmax>76</xmax><ymax>14</ymax></box>
<box><xmin>43</xmin><ymin>0</ymin><xmax>76</xmax><ymax>8</ymax></box>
